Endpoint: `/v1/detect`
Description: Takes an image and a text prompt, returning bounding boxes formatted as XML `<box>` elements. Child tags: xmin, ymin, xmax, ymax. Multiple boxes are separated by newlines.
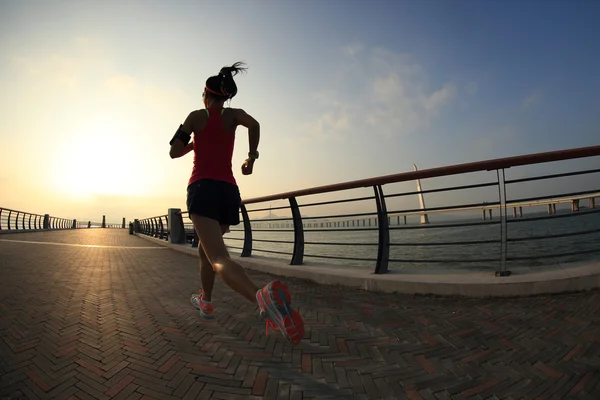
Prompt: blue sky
<box><xmin>1</xmin><ymin>0</ymin><xmax>599</xmax><ymax>222</ymax></box>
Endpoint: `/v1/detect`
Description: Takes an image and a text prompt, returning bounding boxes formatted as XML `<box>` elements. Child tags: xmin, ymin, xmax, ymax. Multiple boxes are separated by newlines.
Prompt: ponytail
<box><xmin>206</xmin><ymin>61</ymin><xmax>247</xmax><ymax>99</ymax></box>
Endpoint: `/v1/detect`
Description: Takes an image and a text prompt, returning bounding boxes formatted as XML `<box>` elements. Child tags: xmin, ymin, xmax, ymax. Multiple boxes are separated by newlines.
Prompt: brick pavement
<box><xmin>0</xmin><ymin>229</ymin><xmax>599</xmax><ymax>399</ymax></box>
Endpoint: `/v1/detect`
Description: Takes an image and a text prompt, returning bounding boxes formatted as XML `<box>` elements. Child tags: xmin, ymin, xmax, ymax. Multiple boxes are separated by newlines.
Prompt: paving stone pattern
<box><xmin>1</xmin><ymin>230</ymin><xmax>599</xmax><ymax>399</ymax></box>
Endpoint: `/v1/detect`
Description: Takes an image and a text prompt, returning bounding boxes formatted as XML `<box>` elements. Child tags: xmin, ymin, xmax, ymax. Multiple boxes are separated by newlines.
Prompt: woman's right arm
<box><xmin>235</xmin><ymin>109</ymin><xmax>260</xmax><ymax>160</ymax></box>
<box><xmin>235</xmin><ymin>109</ymin><xmax>260</xmax><ymax>175</ymax></box>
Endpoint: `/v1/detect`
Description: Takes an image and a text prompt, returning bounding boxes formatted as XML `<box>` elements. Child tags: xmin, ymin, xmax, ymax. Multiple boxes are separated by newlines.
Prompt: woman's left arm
<box><xmin>169</xmin><ymin>111</ymin><xmax>201</xmax><ymax>158</ymax></box>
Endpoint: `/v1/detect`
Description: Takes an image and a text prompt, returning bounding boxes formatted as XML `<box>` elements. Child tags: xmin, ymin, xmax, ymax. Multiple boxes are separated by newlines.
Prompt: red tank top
<box><xmin>188</xmin><ymin>108</ymin><xmax>236</xmax><ymax>186</ymax></box>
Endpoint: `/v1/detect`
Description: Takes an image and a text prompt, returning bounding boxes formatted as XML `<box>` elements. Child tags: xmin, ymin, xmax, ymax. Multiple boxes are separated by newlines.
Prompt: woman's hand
<box><xmin>241</xmin><ymin>158</ymin><xmax>255</xmax><ymax>175</ymax></box>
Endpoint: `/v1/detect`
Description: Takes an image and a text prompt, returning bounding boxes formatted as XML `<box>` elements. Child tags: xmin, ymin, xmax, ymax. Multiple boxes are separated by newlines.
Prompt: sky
<box><xmin>1</xmin><ymin>0</ymin><xmax>599</xmax><ymax>224</ymax></box>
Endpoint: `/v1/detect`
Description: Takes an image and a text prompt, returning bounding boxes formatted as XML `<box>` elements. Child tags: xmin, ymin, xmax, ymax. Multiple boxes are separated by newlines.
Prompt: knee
<box><xmin>210</xmin><ymin>256</ymin><xmax>230</xmax><ymax>274</ymax></box>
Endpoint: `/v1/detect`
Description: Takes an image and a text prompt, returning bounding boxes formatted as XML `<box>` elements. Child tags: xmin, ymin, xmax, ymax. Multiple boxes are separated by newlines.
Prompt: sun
<box><xmin>51</xmin><ymin>118</ymin><xmax>139</xmax><ymax>198</ymax></box>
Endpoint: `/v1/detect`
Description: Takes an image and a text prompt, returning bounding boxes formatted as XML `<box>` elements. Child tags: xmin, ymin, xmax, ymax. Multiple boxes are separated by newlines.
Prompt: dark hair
<box><xmin>205</xmin><ymin>61</ymin><xmax>247</xmax><ymax>99</ymax></box>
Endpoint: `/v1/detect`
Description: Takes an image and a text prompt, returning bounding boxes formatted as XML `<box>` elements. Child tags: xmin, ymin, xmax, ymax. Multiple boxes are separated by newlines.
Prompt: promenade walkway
<box><xmin>1</xmin><ymin>230</ymin><xmax>599</xmax><ymax>399</ymax></box>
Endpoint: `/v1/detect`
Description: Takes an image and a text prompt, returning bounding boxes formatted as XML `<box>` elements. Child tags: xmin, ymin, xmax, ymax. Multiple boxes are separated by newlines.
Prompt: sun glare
<box><xmin>51</xmin><ymin>118</ymin><xmax>138</xmax><ymax>198</ymax></box>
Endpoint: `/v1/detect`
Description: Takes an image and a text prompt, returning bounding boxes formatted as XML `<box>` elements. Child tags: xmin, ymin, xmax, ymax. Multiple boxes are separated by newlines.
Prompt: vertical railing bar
<box><xmin>22</xmin><ymin>213</ymin><xmax>26</xmax><ymax>230</ymax></box>
<box><xmin>373</xmin><ymin>185</ymin><xmax>390</xmax><ymax>274</ymax></box>
<box><xmin>289</xmin><ymin>197</ymin><xmax>304</xmax><ymax>265</ymax></box>
<box><xmin>0</xmin><ymin>208</ymin><xmax>3</xmax><ymax>230</ymax></box>
<box><xmin>8</xmin><ymin>210</ymin><xmax>12</xmax><ymax>230</ymax></box>
<box><xmin>240</xmin><ymin>204</ymin><xmax>253</xmax><ymax>257</ymax></box>
<box><xmin>495</xmin><ymin>169</ymin><xmax>510</xmax><ymax>276</ymax></box>
<box><xmin>502</xmin><ymin>168</ymin><xmax>511</xmax><ymax>276</ymax></box>
<box><xmin>165</xmin><ymin>215</ymin><xmax>169</xmax><ymax>240</ymax></box>
<box><xmin>28</xmin><ymin>214</ymin><xmax>32</xmax><ymax>230</ymax></box>
<box><xmin>495</xmin><ymin>170</ymin><xmax>503</xmax><ymax>275</ymax></box>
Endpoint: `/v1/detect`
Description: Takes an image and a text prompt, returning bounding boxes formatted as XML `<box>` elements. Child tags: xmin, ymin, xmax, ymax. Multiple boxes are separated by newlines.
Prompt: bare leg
<box><xmin>191</xmin><ymin>214</ymin><xmax>259</xmax><ymax>305</ymax></box>
<box><xmin>198</xmin><ymin>224</ymin><xmax>228</xmax><ymax>302</ymax></box>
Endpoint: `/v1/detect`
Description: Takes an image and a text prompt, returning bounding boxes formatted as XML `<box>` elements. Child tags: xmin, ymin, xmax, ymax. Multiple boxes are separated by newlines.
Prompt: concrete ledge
<box><xmin>135</xmin><ymin>233</ymin><xmax>600</xmax><ymax>298</ymax></box>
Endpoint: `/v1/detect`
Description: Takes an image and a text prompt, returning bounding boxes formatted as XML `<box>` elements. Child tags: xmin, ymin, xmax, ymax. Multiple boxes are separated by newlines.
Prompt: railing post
<box><xmin>373</xmin><ymin>185</ymin><xmax>390</xmax><ymax>274</ymax></box>
<box><xmin>43</xmin><ymin>214</ymin><xmax>50</xmax><ymax>230</ymax></box>
<box><xmin>240</xmin><ymin>204</ymin><xmax>253</xmax><ymax>257</ymax></box>
<box><xmin>72</xmin><ymin>219</ymin><xmax>76</xmax><ymax>229</ymax></box>
<box><xmin>122</xmin><ymin>217</ymin><xmax>126</xmax><ymax>229</ymax></box>
<box><xmin>289</xmin><ymin>197</ymin><xmax>304</xmax><ymax>265</ymax></box>
<box><xmin>134</xmin><ymin>219</ymin><xmax>140</xmax><ymax>233</ymax></box>
<box><xmin>168</xmin><ymin>209</ymin><xmax>186</xmax><ymax>244</ymax></box>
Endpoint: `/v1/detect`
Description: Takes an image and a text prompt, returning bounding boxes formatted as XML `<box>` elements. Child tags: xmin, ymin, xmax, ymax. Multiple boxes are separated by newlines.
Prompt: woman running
<box><xmin>168</xmin><ymin>62</ymin><xmax>304</xmax><ymax>345</ymax></box>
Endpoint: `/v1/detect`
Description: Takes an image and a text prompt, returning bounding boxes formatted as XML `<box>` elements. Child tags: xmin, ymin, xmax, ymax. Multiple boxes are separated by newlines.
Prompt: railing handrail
<box><xmin>243</xmin><ymin>145</ymin><xmax>600</xmax><ymax>205</ymax></box>
<box><xmin>0</xmin><ymin>207</ymin><xmax>46</xmax><ymax>217</ymax></box>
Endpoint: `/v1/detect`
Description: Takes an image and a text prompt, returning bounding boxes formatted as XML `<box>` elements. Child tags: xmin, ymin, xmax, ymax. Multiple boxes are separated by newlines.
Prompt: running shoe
<box><xmin>256</xmin><ymin>280</ymin><xmax>304</xmax><ymax>345</ymax></box>
<box><xmin>190</xmin><ymin>290</ymin><xmax>214</xmax><ymax>319</ymax></box>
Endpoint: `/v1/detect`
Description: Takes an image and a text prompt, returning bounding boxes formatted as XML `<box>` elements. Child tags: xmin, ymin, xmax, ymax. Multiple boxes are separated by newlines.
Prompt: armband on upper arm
<box><xmin>169</xmin><ymin>124</ymin><xmax>191</xmax><ymax>146</ymax></box>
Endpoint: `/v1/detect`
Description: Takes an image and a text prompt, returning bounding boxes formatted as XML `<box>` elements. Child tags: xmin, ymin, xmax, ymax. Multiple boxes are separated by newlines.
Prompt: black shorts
<box><xmin>186</xmin><ymin>179</ymin><xmax>241</xmax><ymax>226</ymax></box>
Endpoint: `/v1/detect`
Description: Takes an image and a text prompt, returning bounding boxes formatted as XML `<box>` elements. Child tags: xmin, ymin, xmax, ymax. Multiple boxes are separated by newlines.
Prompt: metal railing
<box><xmin>0</xmin><ymin>208</ymin><xmax>126</xmax><ymax>232</ymax></box>
<box><xmin>136</xmin><ymin>214</ymin><xmax>170</xmax><ymax>241</ymax></box>
<box><xmin>0</xmin><ymin>207</ymin><xmax>76</xmax><ymax>232</ymax></box>
<box><xmin>135</xmin><ymin>145</ymin><xmax>600</xmax><ymax>275</ymax></box>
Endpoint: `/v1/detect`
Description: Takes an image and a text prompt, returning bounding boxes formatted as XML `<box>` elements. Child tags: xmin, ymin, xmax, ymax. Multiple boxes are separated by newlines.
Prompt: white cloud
<box><xmin>298</xmin><ymin>45</ymin><xmax>457</xmax><ymax>140</ymax></box>
<box><xmin>12</xmin><ymin>54</ymin><xmax>80</xmax><ymax>89</ymax></box>
<box><xmin>345</xmin><ymin>43</ymin><xmax>365</xmax><ymax>56</ymax></box>
<box><xmin>522</xmin><ymin>89</ymin><xmax>542</xmax><ymax>109</ymax></box>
